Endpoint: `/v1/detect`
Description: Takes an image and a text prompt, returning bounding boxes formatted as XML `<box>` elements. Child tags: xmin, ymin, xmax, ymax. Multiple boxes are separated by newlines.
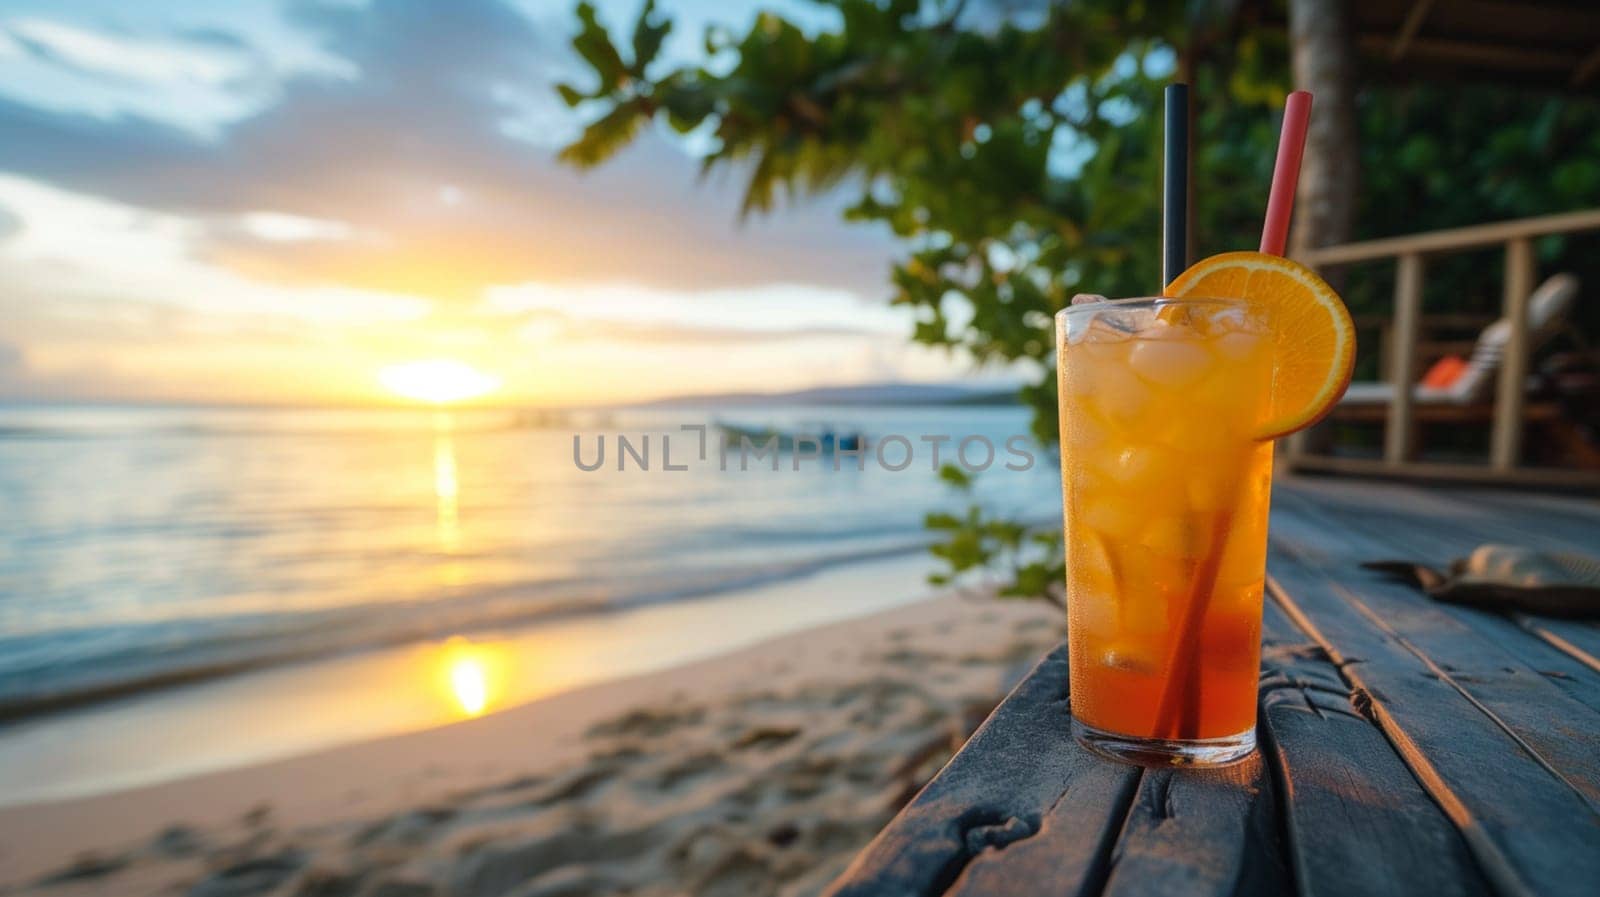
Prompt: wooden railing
<box><xmin>1291</xmin><ymin>208</ymin><xmax>1600</xmax><ymax>481</ymax></box>
<box><xmin>1352</xmin><ymin>312</ymin><xmax>1494</xmax><ymax>382</ymax></box>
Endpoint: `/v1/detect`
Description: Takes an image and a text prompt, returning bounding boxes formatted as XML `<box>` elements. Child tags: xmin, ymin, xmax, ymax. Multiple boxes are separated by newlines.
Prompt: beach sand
<box><xmin>0</xmin><ymin>592</ymin><xmax>1061</xmax><ymax>897</ymax></box>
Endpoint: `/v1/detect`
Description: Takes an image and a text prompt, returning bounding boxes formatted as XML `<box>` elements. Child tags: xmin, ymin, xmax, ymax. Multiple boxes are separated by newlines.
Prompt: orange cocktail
<box><xmin>1056</xmin><ymin>297</ymin><xmax>1274</xmax><ymax>766</ymax></box>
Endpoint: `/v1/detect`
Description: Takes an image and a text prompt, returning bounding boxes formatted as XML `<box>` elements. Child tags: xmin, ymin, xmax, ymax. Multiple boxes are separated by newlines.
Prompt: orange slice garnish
<box><xmin>1164</xmin><ymin>251</ymin><xmax>1356</xmax><ymax>440</ymax></box>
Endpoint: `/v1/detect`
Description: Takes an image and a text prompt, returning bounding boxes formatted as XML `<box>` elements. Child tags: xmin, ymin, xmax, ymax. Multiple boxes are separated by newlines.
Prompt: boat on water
<box><xmin>714</xmin><ymin>421</ymin><xmax>865</xmax><ymax>453</ymax></box>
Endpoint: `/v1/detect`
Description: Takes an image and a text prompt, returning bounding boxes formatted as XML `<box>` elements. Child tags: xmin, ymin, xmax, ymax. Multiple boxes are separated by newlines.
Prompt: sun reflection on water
<box><xmin>432</xmin><ymin>412</ymin><xmax>460</xmax><ymax>553</ymax></box>
<box><xmin>450</xmin><ymin>655</ymin><xmax>488</xmax><ymax>715</ymax></box>
<box><xmin>437</xmin><ymin>639</ymin><xmax>506</xmax><ymax>719</ymax></box>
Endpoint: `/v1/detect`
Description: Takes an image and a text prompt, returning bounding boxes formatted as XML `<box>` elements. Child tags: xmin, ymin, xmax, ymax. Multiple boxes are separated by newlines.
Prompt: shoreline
<box><xmin>0</xmin><ymin>538</ymin><xmax>934</xmax><ymax>726</ymax></box>
<box><xmin>0</xmin><ymin>550</ymin><xmax>944</xmax><ymax>809</ymax></box>
<box><xmin>0</xmin><ymin>590</ymin><xmax>1061</xmax><ymax>893</ymax></box>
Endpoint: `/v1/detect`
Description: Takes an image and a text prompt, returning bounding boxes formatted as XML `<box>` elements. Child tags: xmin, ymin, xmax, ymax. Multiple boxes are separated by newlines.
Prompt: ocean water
<box><xmin>0</xmin><ymin>402</ymin><xmax>1061</xmax><ymax>721</ymax></box>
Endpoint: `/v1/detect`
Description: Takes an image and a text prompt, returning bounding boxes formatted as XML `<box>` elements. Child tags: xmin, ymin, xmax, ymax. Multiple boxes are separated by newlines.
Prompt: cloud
<box><xmin>234</xmin><ymin>211</ymin><xmax>360</xmax><ymax>242</ymax></box>
<box><xmin>0</xmin><ymin>26</ymin><xmax>22</xmax><ymax>60</ymax></box>
<box><xmin>174</xmin><ymin>27</ymin><xmax>254</xmax><ymax>54</ymax></box>
<box><xmin>5</xmin><ymin>18</ymin><xmax>248</xmax><ymax>85</ymax></box>
<box><xmin>483</xmin><ymin>280</ymin><xmax>906</xmax><ymax>333</ymax></box>
<box><xmin>0</xmin><ymin>174</ymin><xmax>431</xmax><ymax>325</ymax></box>
<box><xmin>0</xmin><ymin>0</ymin><xmax>895</xmax><ymax>304</ymax></box>
<box><xmin>512</xmin><ymin>311</ymin><xmax>880</xmax><ymax>347</ymax></box>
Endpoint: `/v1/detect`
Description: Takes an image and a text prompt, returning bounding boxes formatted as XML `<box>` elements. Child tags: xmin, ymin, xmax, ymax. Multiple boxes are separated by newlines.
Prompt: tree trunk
<box><xmin>1288</xmin><ymin>0</ymin><xmax>1360</xmax><ymax>266</ymax></box>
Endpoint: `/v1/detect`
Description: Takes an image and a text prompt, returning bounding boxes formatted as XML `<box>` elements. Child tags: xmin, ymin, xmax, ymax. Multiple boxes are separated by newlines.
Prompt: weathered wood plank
<box><xmin>1273</xmin><ymin>478</ymin><xmax>1600</xmax><ymax>693</ymax></box>
<box><xmin>1354</xmin><ymin>482</ymin><xmax>1593</xmax><ymax>562</ymax></box>
<box><xmin>1442</xmin><ymin>606</ymin><xmax>1600</xmax><ymax>718</ymax></box>
<box><xmin>1350</xmin><ymin>486</ymin><xmax>1600</xmax><ymax>706</ymax></box>
<box><xmin>940</xmin><ymin>761</ymin><xmax>1136</xmax><ymax>897</ymax></box>
<box><xmin>823</xmin><ymin>648</ymin><xmax>1139</xmax><ymax>897</ymax></box>
<box><xmin>1273</xmin><ymin>477</ymin><xmax>1533</xmax><ymax>563</ymax></box>
<box><xmin>1275</xmin><ymin>478</ymin><xmax>1600</xmax><ymax>561</ymax></box>
<box><xmin>1436</xmin><ymin>488</ymin><xmax>1600</xmax><ymax>555</ymax></box>
<box><xmin>1267</xmin><ymin>546</ymin><xmax>1600</xmax><ymax>897</ymax></box>
<box><xmin>1099</xmin><ymin>756</ymin><xmax>1286</xmax><ymax>897</ymax></box>
<box><xmin>1332</xmin><ymin>483</ymin><xmax>1600</xmax><ymax>684</ymax></box>
<box><xmin>952</xmin><ymin>663</ymin><xmax>1291</xmax><ymax>897</ymax></box>
<box><xmin>1270</xmin><ymin>490</ymin><xmax>1600</xmax><ymax>806</ymax></box>
<box><xmin>1516</xmin><ymin>617</ymin><xmax>1600</xmax><ymax>675</ymax></box>
<box><xmin>1255</xmin><ymin>600</ymin><xmax>1489</xmax><ymax>897</ymax></box>
<box><xmin>1282</xmin><ymin>478</ymin><xmax>1600</xmax><ymax>714</ymax></box>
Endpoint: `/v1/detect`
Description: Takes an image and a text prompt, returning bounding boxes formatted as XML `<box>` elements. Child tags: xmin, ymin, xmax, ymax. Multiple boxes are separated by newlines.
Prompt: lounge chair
<box><xmin>1312</xmin><ymin>273</ymin><xmax>1600</xmax><ymax>468</ymax></box>
<box><xmin>1335</xmin><ymin>273</ymin><xmax>1578</xmax><ymax>411</ymax></box>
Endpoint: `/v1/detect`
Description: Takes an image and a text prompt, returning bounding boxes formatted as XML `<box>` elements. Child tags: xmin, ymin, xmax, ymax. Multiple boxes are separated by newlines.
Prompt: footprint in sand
<box><xmin>351</xmin><ymin>807</ymin><xmax>457</xmax><ymax>848</ymax></box>
<box><xmin>32</xmin><ymin>852</ymin><xmax>129</xmax><ymax>888</ymax></box>
<box><xmin>188</xmin><ymin>848</ymin><xmax>307</xmax><ymax>897</ymax></box>
<box><xmin>730</xmin><ymin>725</ymin><xmax>801</xmax><ymax>751</ymax></box>
<box><xmin>151</xmin><ymin>824</ymin><xmax>206</xmax><ymax>858</ymax></box>
<box><xmin>651</xmin><ymin>752</ymin><xmax>726</xmax><ymax>794</ymax></box>
<box><xmin>448</xmin><ymin>817</ymin><xmax>657</xmax><ymax>897</ymax></box>
<box><xmin>585</xmin><ymin>705</ymin><xmax>706</xmax><ymax>740</ymax></box>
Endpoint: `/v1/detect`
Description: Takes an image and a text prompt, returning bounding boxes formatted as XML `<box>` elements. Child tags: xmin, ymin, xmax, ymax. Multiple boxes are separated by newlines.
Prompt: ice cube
<box><xmin>1079</xmin><ymin>496</ymin><xmax>1143</xmax><ymax>542</ymax></box>
<box><xmin>1101</xmin><ymin>642</ymin><xmax>1158</xmax><ymax>675</ymax></box>
<box><xmin>1186</xmin><ymin>472</ymin><xmax>1234</xmax><ymax>510</ymax></box>
<box><xmin>1094</xmin><ymin>444</ymin><xmax>1185</xmax><ymax>495</ymax></box>
<box><xmin>1214</xmin><ymin>330</ymin><xmax>1266</xmax><ymax>360</ymax></box>
<box><xmin>1067</xmin><ymin>536</ymin><xmax>1119</xmax><ymax>627</ymax></box>
<box><xmin>1128</xmin><ymin>337</ymin><xmax>1214</xmax><ymax>387</ymax></box>
<box><xmin>1078</xmin><ymin>348</ymin><xmax>1153</xmax><ymax>423</ymax></box>
<box><xmin>1215</xmin><ymin>531</ymin><xmax>1268</xmax><ymax>593</ymax></box>
<box><xmin>1200</xmin><ymin>304</ymin><xmax>1253</xmax><ymax>335</ymax></box>
<box><xmin>1147</xmin><ymin>406</ymin><xmax>1239</xmax><ymax>455</ymax></box>
<box><xmin>1139</xmin><ymin>515</ymin><xmax>1194</xmax><ymax>557</ymax></box>
<box><xmin>1067</xmin><ymin>312</ymin><xmax>1135</xmax><ymax>345</ymax></box>
<box><xmin>1142</xmin><ymin>316</ymin><xmax>1199</xmax><ymax>340</ymax></box>
<box><xmin>1103</xmin><ymin>446</ymin><xmax>1156</xmax><ymax>485</ymax></box>
<box><xmin>1070</xmin><ymin>593</ymin><xmax>1119</xmax><ymax>639</ymax></box>
<box><xmin>1069</xmin><ymin>529</ymin><xmax>1117</xmax><ymax>583</ymax></box>
<box><xmin>1110</xmin><ymin>306</ymin><xmax>1159</xmax><ymax>331</ymax></box>
<box><xmin>1070</xmin><ymin>293</ymin><xmax>1109</xmax><ymax>306</ymax></box>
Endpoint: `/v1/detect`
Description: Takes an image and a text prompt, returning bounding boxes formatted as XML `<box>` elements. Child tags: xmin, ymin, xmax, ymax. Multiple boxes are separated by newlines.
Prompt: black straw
<box><xmin>1162</xmin><ymin>83</ymin><xmax>1189</xmax><ymax>289</ymax></box>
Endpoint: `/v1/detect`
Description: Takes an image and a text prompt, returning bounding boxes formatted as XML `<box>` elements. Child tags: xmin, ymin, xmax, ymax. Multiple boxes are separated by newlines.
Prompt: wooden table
<box><xmin>825</xmin><ymin>477</ymin><xmax>1600</xmax><ymax>897</ymax></box>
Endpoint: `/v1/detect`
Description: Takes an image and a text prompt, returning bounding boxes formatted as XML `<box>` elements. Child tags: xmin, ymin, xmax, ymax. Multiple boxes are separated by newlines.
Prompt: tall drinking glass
<box><xmin>1056</xmin><ymin>297</ymin><xmax>1274</xmax><ymax>766</ymax></box>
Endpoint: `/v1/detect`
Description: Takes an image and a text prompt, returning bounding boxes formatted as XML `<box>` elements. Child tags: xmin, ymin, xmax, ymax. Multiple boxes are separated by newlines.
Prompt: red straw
<box><xmin>1258</xmin><ymin>90</ymin><xmax>1313</xmax><ymax>257</ymax></box>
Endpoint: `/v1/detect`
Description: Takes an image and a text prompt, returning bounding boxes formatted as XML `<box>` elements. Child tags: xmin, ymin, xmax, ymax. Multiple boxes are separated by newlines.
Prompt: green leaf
<box><xmin>572</xmin><ymin>2</ymin><xmax>628</xmax><ymax>91</ymax></box>
<box><xmin>937</xmin><ymin>463</ymin><xmax>973</xmax><ymax>490</ymax></box>
<box><xmin>558</xmin><ymin>102</ymin><xmax>646</xmax><ymax>168</ymax></box>
<box><xmin>630</xmin><ymin>0</ymin><xmax>671</xmax><ymax>74</ymax></box>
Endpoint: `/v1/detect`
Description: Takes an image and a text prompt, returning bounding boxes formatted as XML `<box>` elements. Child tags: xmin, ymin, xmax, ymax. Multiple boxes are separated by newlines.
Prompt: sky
<box><xmin>0</xmin><ymin>0</ymin><xmax>1010</xmax><ymax>407</ymax></box>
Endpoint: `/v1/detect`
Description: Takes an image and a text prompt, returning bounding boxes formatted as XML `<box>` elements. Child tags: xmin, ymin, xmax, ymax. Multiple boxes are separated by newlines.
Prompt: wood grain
<box><xmin>823</xmin><ymin>648</ymin><xmax>1138</xmax><ymax>897</ymax></box>
<box><xmin>1256</xmin><ymin>600</ymin><xmax>1489</xmax><ymax>897</ymax></box>
<box><xmin>1100</xmin><ymin>757</ymin><xmax>1287</xmax><ymax>897</ymax></box>
<box><xmin>1268</xmin><ymin>548</ymin><xmax>1600</xmax><ymax>897</ymax></box>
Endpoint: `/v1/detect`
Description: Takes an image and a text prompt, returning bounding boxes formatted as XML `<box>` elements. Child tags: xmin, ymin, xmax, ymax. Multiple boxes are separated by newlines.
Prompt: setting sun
<box><xmin>379</xmin><ymin>359</ymin><xmax>502</xmax><ymax>404</ymax></box>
